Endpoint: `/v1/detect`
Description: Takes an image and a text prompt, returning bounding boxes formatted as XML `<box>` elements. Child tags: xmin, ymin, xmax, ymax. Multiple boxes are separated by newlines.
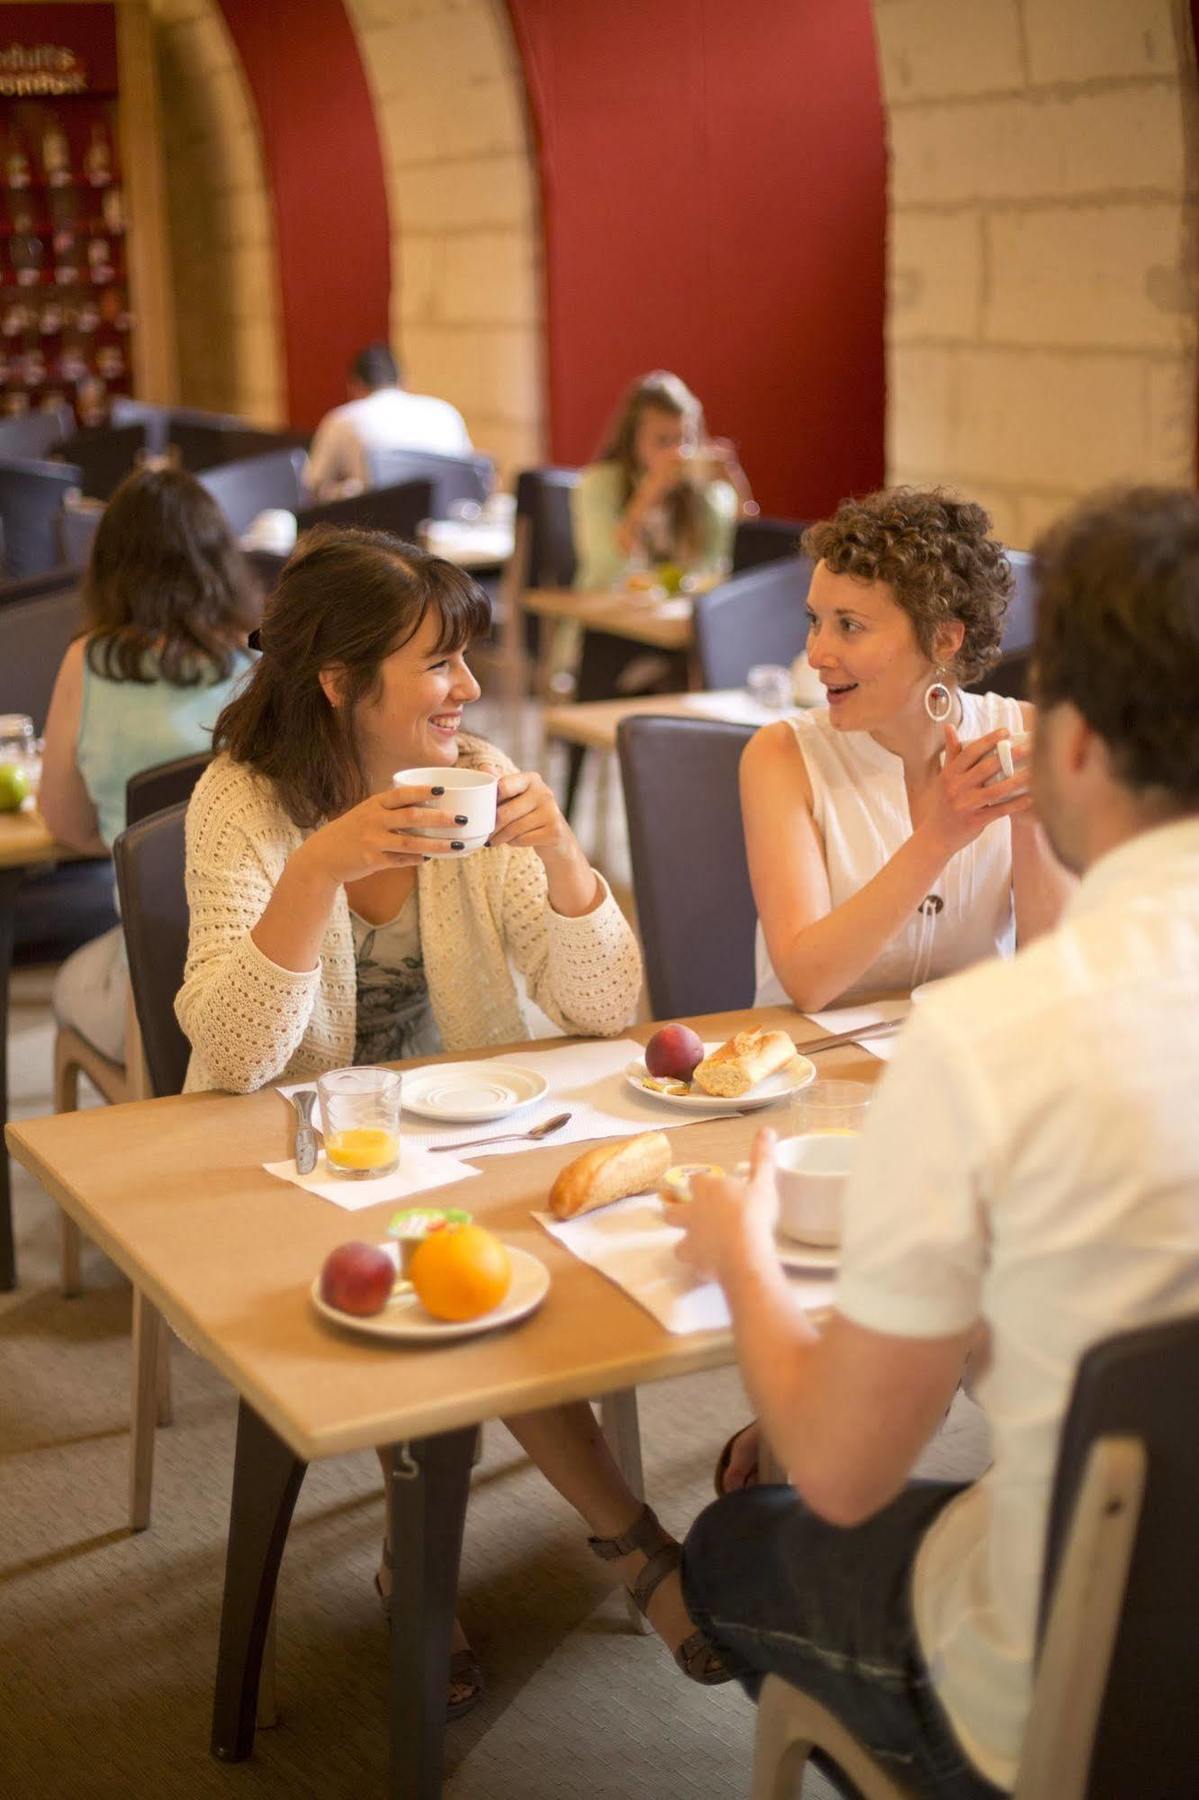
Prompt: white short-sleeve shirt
<box><xmin>835</xmin><ymin>817</ymin><xmax>1199</xmax><ymax>1788</ymax></box>
<box><xmin>304</xmin><ymin>386</ymin><xmax>473</xmax><ymax>498</ymax></box>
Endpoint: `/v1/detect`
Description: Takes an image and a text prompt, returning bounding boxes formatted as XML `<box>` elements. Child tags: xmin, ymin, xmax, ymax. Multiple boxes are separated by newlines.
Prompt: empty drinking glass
<box><xmin>747</xmin><ymin>663</ymin><xmax>794</xmax><ymax>711</ymax></box>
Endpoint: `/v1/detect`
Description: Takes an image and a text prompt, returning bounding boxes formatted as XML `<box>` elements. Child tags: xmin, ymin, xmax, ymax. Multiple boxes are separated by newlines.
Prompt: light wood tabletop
<box><xmin>0</xmin><ymin>806</ymin><xmax>78</xmax><ymax>870</ymax></box>
<box><xmin>522</xmin><ymin>585</ymin><xmax>694</xmax><ymax>653</ymax></box>
<box><xmin>542</xmin><ymin>689</ymin><xmax>788</xmax><ymax>753</ymax></box>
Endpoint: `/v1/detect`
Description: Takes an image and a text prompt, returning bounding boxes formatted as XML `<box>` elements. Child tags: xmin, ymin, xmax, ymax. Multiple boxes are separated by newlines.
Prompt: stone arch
<box><xmin>873</xmin><ymin>0</ymin><xmax>1198</xmax><ymax>545</ymax></box>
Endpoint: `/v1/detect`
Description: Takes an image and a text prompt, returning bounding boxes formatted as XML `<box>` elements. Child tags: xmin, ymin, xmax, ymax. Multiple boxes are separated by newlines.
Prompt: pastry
<box><xmin>692</xmin><ymin>1028</ymin><xmax>796</xmax><ymax>1099</ymax></box>
<box><xmin>549</xmin><ymin>1131</ymin><xmax>672</xmax><ymax>1220</ymax></box>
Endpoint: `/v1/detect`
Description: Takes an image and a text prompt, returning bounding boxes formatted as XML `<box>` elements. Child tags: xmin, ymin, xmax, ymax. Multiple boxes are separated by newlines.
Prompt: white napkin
<box><xmin>263</xmin><ymin>1145</ymin><xmax>481</xmax><ymax>1212</ymax></box>
<box><xmin>535</xmin><ymin>1191</ymin><xmax>835</xmax><ymax>1335</ymax></box>
<box><xmin>279</xmin><ymin>1039</ymin><xmax>734</xmax><ymax>1162</ymax></box>
<box><xmin>804</xmin><ymin>999</ymin><xmax>910</xmax><ymax>1062</ymax></box>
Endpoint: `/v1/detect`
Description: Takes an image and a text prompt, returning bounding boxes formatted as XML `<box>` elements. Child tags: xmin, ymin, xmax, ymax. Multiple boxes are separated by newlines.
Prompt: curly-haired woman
<box><xmin>747</xmin><ymin>487</ymin><xmax>1072</xmax><ymax>1017</ymax></box>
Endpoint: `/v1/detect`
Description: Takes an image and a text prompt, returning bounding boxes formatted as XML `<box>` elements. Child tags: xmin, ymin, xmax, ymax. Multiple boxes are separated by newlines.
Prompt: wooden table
<box><xmin>0</xmin><ymin>809</ymin><xmax>90</xmax><ymax>1290</ymax></box>
<box><xmin>7</xmin><ymin>1006</ymin><xmax>882</xmax><ymax>1795</ymax></box>
<box><xmin>522</xmin><ymin>585</ymin><xmax>694</xmax><ymax>655</ymax></box>
<box><xmin>542</xmin><ymin>689</ymin><xmax>787</xmax><ymax>754</ymax></box>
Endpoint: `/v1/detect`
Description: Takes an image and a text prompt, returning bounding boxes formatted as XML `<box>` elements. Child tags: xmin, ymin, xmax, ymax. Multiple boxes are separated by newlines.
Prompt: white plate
<box><xmin>311</xmin><ymin>1244</ymin><xmax>550</xmax><ymax>1343</ymax></box>
<box><xmin>624</xmin><ymin>1043</ymin><xmax>816</xmax><ymax>1113</ymax></box>
<box><xmin>400</xmin><ymin>1062</ymin><xmax>549</xmax><ymax>1123</ymax></box>
<box><xmin>774</xmin><ymin>1232</ymin><xmax>838</xmax><ymax>1274</ymax></box>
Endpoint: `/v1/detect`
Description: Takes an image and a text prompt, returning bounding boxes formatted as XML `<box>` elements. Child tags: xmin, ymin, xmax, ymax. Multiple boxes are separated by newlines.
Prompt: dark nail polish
<box><xmin>431</xmin><ymin>785</ymin><xmax>445</xmax><ymax>795</ymax></box>
<box><xmin>451</xmin><ymin>840</ymin><xmax>465</xmax><ymax>851</ymax></box>
<box><xmin>454</xmin><ymin>814</ymin><xmax>468</xmax><ymax>825</ymax></box>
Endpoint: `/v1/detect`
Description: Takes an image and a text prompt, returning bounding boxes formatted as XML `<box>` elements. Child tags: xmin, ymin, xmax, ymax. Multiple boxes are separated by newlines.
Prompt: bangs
<box><xmin>420</xmin><ymin>558</ymin><xmax>492</xmax><ymax>654</ymax></box>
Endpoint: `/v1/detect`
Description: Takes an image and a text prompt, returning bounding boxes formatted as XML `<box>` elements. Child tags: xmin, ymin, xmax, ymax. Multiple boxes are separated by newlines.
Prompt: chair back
<box><xmin>1032</xmin><ymin>1313</ymin><xmax>1199</xmax><ymax>1799</ymax></box>
<box><xmin>0</xmin><ymin>405</ymin><xmax>74</xmax><ymax>462</ymax></box>
<box><xmin>198</xmin><ymin>449</ymin><xmax>306</xmax><ymax>537</ymax></box>
<box><xmin>366</xmin><ymin>447</ymin><xmax>493</xmax><ymax>516</ymax></box>
<box><xmin>0</xmin><ymin>564</ymin><xmax>83</xmax><ymax>609</ymax></box>
<box><xmin>0</xmin><ymin>457</ymin><xmax>81</xmax><ymax>578</ymax></box>
<box><xmin>295</xmin><ymin>476</ymin><xmax>434</xmax><ymax>542</ymax></box>
<box><xmin>692</xmin><ymin>558</ymin><xmax>815</xmax><ymax>690</ymax></box>
<box><xmin>53</xmin><ymin>423</ymin><xmax>147</xmax><ymax>501</ymax></box>
<box><xmin>0</xmin><ymin>582</ymin><xmax>83</xmax><ymax>730</ymax></box>
<box><xmin>125</xmin><ymin>751</ymin><xmax>212</xmax><ymax>828</ymax></box>
<box><xmin>514</xmin><ymin>466</ymin><xmax>578</xmax><ymax>588</ymax></box>
<box><xmin>112</xmin><ymin>803</ymin><xmax>192</xmax><ymax>1098</ymax></box>
<box><xmin>618</xmin><ymin>715</ymin><xmax>757</xmax><ymax>1018</ymax></box>
<box><xmin>58</xmin><ymin>497</ymin><xmax>102</xmax><ymax>568</ymax></box>
<box><xmin>732</xmin><ymin>515</ymin><xmax>809</xmax><ymax>572</ymax></box>
<box><xmin>1003</xmin><ymin>548</ymin><xmax>1038</xmax><ymax>656</ymax></box>
<box><xmin>110</xmin><ymin>397</ymin><xmax>171</xmax><ymax>456</ymax></box>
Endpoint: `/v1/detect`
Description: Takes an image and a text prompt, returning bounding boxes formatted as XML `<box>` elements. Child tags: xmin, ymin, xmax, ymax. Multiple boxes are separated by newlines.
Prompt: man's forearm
<box><xmin>722</xmin><ymin>1242</ymin><xmax>823</xmax><ymax>1477</ymax></box>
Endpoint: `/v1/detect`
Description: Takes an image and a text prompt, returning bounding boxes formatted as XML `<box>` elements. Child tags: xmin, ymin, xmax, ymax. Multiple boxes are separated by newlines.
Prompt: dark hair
<box><xmin>802</xmin><ymin>487</ymin><xmax>1012</xmax><ymax>684</ymax></box>
<box><xmin>595</xmin><ymin>370</ymin><xmax>710</xmax><ymax>564</ymax></box>
<box><xmin>1032</xmin><ymin>486</ymin><xmax>1199</xmax><ymax>808</ymax></box>
<box><xmin>83</xmin><ymin>466</ymin><xmax>257</xmax><ymax>685</ymax></box>
<box><xmin>351</xmin><ymin>342</ymin><xmax>400</xmax><ymax>389</ymax></box>
<box><xmin>213</xmin><ymin>527</ymin><xmax>490</xmax><ymax>828</ymax></box>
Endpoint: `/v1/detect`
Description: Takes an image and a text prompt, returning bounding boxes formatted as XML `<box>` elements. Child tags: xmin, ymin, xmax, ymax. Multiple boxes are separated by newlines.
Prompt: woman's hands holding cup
<box><xmin>918</xmin><ymin>725</ymin><xmax>1034</xmax><ymax>862</ymax></box>
<box><xmin>297</xmin><ymin>784</ymin><xmax>464</xmax><ymax>888</ymax></box>
<box><xmin>675</xmin><ymin>1128</ymin><xmax>780</xmax><ymax>1280</ymax></box>
<box><xmin>485</xmin><ymin>768</ymin><xmax>576</xmax><ymax>857</ymax></box>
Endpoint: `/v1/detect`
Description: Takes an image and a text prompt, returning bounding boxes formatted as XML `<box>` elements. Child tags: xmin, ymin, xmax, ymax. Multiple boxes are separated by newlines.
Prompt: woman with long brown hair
<box><xmin>41</xmin><ymin>464</ymin><xmax>258</xmax><ymax>1063</ymax></box>
<box><xmin>177</xmin><ymin>528</ymin><xmax>723</xmax><ymax>1715</ymax></box>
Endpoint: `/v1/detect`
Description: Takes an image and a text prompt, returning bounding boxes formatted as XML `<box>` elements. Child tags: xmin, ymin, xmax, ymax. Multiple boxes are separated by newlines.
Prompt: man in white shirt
<box><xmin>303</xmin><ymin>343</ymin><xmax>472</xmax><ymax>500</ymax></box>
<box><xmin>677</xmin><ymin>486</ymin><xmax>1199</xmax><ymax>1798</ymax></box>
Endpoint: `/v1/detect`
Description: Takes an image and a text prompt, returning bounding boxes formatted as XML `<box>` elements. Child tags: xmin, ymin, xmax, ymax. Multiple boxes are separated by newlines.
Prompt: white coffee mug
<box><xmin>773</xmin><ymin>1131</ymin><xmax>861</xmax><ymax>1247</ymax></box>
<box><xmin>392</xmin><ymin>765</ymin><xmax>498</xmax><ymax>855</ymax></box>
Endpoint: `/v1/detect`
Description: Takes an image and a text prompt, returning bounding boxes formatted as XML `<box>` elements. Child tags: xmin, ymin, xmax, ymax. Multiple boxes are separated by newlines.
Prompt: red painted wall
<box><xmin>213</xmin><ymin>0</ymin><xmax>391</xmax><ymax>429</ymax></box>
<box><xmin>506</xmin><ymin>0</ymin><xmax>886</xmax><ymax>519</ymax></box>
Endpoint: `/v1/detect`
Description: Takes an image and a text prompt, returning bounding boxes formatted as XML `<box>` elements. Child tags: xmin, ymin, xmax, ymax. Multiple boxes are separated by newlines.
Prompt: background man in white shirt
<box><xmin>303</xmin><ymin>343</ymin><xmax>473</xmax><ymax>500</ymax></box>
<box><xmin>677</xmin><ymin>486</ymin><xmax>1199</xmax><ymax>1798</ymax></box>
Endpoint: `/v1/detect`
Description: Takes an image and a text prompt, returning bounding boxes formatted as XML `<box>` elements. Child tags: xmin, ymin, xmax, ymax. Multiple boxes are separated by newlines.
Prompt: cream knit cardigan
<box><xmin>177</xmin><ymin>736</ymin><xmax>643</xmax><ymax>1093</ymax></box>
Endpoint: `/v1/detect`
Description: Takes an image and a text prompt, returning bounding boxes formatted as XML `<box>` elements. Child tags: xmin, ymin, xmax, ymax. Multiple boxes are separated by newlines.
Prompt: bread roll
<box><xmin>549</xmin><ymin>1131</ymin><xmax>672</xmax><ymax>1220</ymax></box>
<box><xmin>692</xmin><ymin>1028</ymin><xmax>795</xmax><ymax>1098</ymax></box>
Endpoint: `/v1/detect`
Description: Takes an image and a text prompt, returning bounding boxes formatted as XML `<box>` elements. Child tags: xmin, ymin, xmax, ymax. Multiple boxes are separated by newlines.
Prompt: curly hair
<box><xmin>801</xmin><ymin>488</ymin><xmax>1012</xmax><ymax>685</ymax></box>
<box><xmin>1032</xmin><ymin>486</ymin><xmax>1199</xmax><ymax>808</ymax></box>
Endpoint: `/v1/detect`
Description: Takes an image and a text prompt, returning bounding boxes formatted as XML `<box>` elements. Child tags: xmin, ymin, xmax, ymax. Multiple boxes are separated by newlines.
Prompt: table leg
<box><xmin>210</xmin><ymin>1399</ymin><xmax>306</xmax><ymax>1763</ymax></box>
<box><xmin>0</xmin><ymin>866</ymin><xmax>22</xmax><ymax>1291</ymax></box>
<box><xmin>388</xmin><ymin>1428</ymin><xmax>476</xmax><ymax>1800</ymax></box>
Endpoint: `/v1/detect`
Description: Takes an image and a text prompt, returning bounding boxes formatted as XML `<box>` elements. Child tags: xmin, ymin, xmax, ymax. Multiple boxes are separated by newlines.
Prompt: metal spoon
<box><xmin>430</xmin><ymin>1110</ymin><xmax>573</xmax><ymax>1154</ymax></box>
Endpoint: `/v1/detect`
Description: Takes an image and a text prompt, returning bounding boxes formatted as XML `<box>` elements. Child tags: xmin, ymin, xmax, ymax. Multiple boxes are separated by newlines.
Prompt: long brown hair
<box><xmin>83</xmin><ymin>466</ymin><xmax>257</xmax><ymax>685</ymax></box>
<box><xmin>595</xmin><ymin>369</ymin><xmax>710</xmax><ymax>564</ymax></box>
<box><xmin>213</xmin><ymin>527</ymin><xmax>491</xmax><ymax>829</ymax></box>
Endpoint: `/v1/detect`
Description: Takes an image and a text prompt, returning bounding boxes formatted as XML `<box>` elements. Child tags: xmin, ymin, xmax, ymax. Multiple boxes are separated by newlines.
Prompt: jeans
<box><xmin>681</xmin><ymin>1481</ymin><xmax>1008</xmax><ymax>1800</ymax></box>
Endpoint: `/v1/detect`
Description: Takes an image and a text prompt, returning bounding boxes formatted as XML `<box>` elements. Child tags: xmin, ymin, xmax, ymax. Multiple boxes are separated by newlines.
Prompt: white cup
<box><xmin>392</xmin><ymin>765</ymin><xmax>498</xmax><ymax>855</ymax></box>
<box><xmin>988</xmin><ymin>730</ymin><xmax>1032</xmax><ymax>793</ymax></box>
<box><xmin>773</xmin><ymin>1131</ymin><xmax>861</xmax><ymax>1246</ymax></box>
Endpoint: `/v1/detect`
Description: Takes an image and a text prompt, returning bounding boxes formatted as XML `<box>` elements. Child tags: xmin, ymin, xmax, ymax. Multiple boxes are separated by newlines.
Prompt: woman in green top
<box><xmin>571</xmin><ymin>369</ymin><xmax>755</xmax><ymax>592</ymax></box>
<box><xmin>41</xmin><ymin>466</ymin><xmax>258</xmax><ymax>1062</ymax></box>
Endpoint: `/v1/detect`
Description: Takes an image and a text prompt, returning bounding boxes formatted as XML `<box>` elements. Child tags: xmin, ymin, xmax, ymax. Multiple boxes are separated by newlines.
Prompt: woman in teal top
<box><xmin>41</xmin><ymin>466</ymin><xmax>257</xmax><ymax>1062</ymax></box>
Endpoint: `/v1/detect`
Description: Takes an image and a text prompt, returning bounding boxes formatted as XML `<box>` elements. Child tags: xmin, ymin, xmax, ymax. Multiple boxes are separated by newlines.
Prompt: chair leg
<box><xmin>130</xmin><ymin>1289</ymin><xmax>163</xmax><ymax>1531</ymax></box>
<box><xmin>256</xmin><ymin>1601</ymin><xmax>278</xmax><ymax>1729</ymax></box>
<box><xmin>600</xmin><ymin>1389</ymin><xmax>650</xmax><ymax>1633</ymax></box>
<box><xmin>155</xmin><ymin>1324</ymin><xmax>173</xmax><ymax>1428</ymax></box>
<box><xmin>54</xmin><ymin>1038</ymin><xmax>85</xmax><ymax>1297</ymax></box>
<box><xmin>752</xmin><ymin>1676</ymin><xmax>816</xmax><ymax>1800</ymax></box>
<box><xmin>59</xmin><ymin>1211</ymin><xmax>82</xmax><ymax>1298</ymax></box>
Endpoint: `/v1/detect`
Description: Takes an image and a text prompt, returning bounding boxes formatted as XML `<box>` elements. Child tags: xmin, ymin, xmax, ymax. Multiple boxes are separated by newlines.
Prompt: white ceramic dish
<box><xmin>774</xmin><ymin>1232</ymin><xmax>838</xmax><ymax>1274</ymax></box>
<box><xmin>311</xmin><ymin>1244</ymin><xmax>549</xmax><ymax>1343</ymax></box>
<box><xmin>625</xmin><ymin>1043</ymin><xmax>816</xmax><ymax>1114</ymax></box>
<box><xmin>401</xmin><ymin>1062</ymin><xmax>549</xmax><ymax>1123</ymax></box>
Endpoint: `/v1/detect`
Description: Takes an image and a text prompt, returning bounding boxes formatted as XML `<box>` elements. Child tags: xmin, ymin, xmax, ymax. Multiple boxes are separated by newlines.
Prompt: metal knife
<box><xmin>292</xmin><ymin>1089</ymin><xmax>319</xmax><ymax>1176</ymax></box>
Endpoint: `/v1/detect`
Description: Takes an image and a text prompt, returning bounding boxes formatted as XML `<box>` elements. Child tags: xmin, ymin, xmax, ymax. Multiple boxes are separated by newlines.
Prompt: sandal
<box><xmin>588</xmin><ymin>1503</ymin><xmax>731</xmax><ymax>1686</ymax></box>
<box><xmin>713</xmin><ymin>1421</ymin><xmax>759</xmax><ymax>1497</ymax></box>
<box><xmin>375</xmin><ymin>1544</ymin><xmax>485</xmax><ymax>1721</ymax></box>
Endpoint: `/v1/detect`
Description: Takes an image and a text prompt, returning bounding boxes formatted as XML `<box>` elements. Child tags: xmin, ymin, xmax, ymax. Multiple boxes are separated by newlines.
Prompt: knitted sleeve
<box><xmin>498</xmin><ymin>846</ymin><xmax>643</xmax><ymax>1037</ymax></box>
<box><xmin>174</xmin><ymin>763</ymin><xmax>322</xmax><ymax>1092</ymax></box>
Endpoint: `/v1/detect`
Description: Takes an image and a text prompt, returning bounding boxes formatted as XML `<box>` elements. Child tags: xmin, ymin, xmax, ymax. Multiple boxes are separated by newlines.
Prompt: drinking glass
<box><xmin>747</xmin><ymin>663</ymin><xmax>794</xmax><ymax>711</ymax></box>
<box><xmin>317</xmin><ymin>1066</ymin><xmax>402</xmax><ymax>1178</ymax></box>
<box><xmin>789</xmin><ymin>1078</ymin><xmax>873</xmax><ymax>1139</ymax></box>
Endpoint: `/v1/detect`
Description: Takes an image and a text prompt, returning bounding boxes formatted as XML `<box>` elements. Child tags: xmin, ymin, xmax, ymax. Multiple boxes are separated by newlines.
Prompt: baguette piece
<box><xmin>692</xmin><ymin>1028</ymin><xmax>796</xmax><ymax>1098</ymax></box>
<box><xmin>549</xmin><ymin>1131</ymin><xmax>672</xmax><ymax>1220</ymax></box>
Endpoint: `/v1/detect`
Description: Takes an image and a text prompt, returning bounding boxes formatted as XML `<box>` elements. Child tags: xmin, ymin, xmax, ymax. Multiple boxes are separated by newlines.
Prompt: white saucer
<box><xmin>311</xmin><ymin>1244</ymin><xmax>549</xmax><ymax>1342</ymax></box>
<box><xmin>774</xmin><ymin>1232</ymin><xmax>838</xmax><ymax>1274</ymax></box>
<box><xmin>625</xmin><ymin>1043</ymin><xmax>815</xmax><ymax>1113</ymax></box>
<box><xmin>401</xmin><ymin>1062</ymin><xmax>549</xmax><ymax>1123</ymax></box>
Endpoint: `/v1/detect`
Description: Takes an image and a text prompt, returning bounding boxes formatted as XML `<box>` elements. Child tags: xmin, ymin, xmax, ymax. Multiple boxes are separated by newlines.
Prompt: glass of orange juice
<box><xmin>789</xmin><ymin>1079</ymin><xmax>872</xmax><ymax>1139</ymax></box>
<box><xmin>317</xmin><ymin>1067</ymin><xmax>402</xmax><ymax>1178</ymax></box>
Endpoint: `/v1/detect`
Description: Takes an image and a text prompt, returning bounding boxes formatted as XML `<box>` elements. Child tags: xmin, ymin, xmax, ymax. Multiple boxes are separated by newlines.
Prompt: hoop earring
<box><xmin>924</xmin><ymin>669</ymin><xmax>954</xmax><ymax>723</ymax></box>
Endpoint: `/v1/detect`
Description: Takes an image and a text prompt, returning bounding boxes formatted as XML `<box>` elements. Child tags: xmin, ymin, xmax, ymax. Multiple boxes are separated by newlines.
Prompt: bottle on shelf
<box><xmin>87</xmin><ymin>236</ymin><xmax>115</xmax><ymax>285</ymax></box>
<box><xmin>84</xmin><ymin>122</ymin><xmax>113</xmax><ymax>188</ymax></box>
<box><xmin>4</xmin><ymin>130</ymin><xmax>31</xmax><ymax>191</ymax></box>
<box><xmin>41</xmin><ymin>114</ymin><xmax>71</xmax><ymax>188</ymax></box>
<box><xmin>101</xmin><ymin>186</ymin><xmax>124</xmax><ymax>234</ymax></box>
<box><xmin>38</xmin><ymin>298</ymin><xmax>62</xmax><ymax>336</ymax></box>
<box><xmin>10</xmin><ymin>233</ymin><xmax>44</xmax><ymax>287</ymax></box>
<box><xmin>3</xmin><ymin>390</ymin><xmax>30</xmax><ymax>417</ymax></box>
<box><xmin>76</xmin><ymin>374</ymin><xmax>108</xmax><ymax>427</ymax></box>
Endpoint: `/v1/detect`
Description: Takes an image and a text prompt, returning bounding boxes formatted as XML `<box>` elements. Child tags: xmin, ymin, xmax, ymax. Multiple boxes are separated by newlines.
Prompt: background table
<box><xmin>7</xmin><ymin>1006</ymin><xmax>885</xmax><ymax>1795</ymax></box>
<box><xmin>542</xmin><ymin>688</ymin><xmax>789</xmax><ymax>754</ymax></box>
<box><xmin>522</xmin><ymin>586</ymin><xmax>694</xmax><ymax>656</ymax></box>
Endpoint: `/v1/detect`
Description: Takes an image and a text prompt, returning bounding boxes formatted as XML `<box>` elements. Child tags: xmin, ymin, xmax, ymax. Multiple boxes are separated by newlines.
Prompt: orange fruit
<box><xmin>409</xmin><ymin>1223</ymin><xmax>511</xmax><ymax>1322</ymax></box>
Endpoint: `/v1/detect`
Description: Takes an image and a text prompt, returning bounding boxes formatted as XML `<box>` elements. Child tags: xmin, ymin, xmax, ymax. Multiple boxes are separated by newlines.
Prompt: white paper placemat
<box><xmin>279</xmin><ymin>1039</ymin><xmax>737</xmax><ymax>1161</ymax></box>
<box><xmin>534</xmin><ymin>1191</ymin><xmax>835</xmax><ymax>1335</ymax></box>
<box><xmin>804</xmin><ymin>999</ymin><xmax>910</xmax><ymax>1062</ymax></box>
<box><xmin>263</xmin><ymin>1145</ymin><xmax>481</xmax><ymax>1212</ymax></box>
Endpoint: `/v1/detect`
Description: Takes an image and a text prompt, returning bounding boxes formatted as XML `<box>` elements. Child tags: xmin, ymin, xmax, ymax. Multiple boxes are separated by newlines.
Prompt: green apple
<box><xmin>0</xmin><ymin>761</ymin><xmax>31</xmax><ymax>813</ymax></box>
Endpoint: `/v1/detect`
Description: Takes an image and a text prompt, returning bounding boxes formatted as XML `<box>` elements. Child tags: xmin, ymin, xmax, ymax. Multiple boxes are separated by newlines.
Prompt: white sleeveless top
<box><xmin>754</xmin><ymin>690</ymin><xmax>1025</xmax><ymax>1007</ymax></box>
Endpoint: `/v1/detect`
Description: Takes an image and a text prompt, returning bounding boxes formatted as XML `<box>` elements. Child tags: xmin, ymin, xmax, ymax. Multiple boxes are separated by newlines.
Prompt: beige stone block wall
<box><xmin>345</xmin><ymin>0</ymin><xmax>545</xmax><ymax>482</ymax></box>
<box><xmin>151</xmin><ymin>0</ymin><xmax>285</xmax><ymax>425</ymax></box>
<box><xmin>875</xmin><ymin>0</ymin><xmax>1198</xmax><ymax>547</ymax></box>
